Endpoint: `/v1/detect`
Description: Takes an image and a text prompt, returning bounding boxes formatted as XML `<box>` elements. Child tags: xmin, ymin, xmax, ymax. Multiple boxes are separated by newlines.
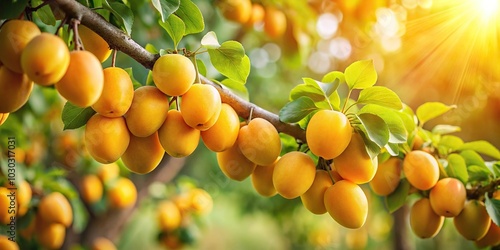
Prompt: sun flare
<box><xmin>476</xmin><ymin>0</ymin><xmax>500</xmax><ymax>20</ymax></box>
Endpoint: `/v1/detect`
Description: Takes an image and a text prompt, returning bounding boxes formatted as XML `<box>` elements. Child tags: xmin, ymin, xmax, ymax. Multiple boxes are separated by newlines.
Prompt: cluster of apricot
<box><xmin>0</xmin><ymin>180</ymin><xmax>31</xmax><ymax>250</ymax></box>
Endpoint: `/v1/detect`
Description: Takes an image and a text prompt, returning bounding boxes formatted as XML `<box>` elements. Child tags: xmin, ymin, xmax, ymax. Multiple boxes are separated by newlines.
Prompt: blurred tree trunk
<box><xmin>393</xmin><ymin>204</ymin><xmax>412</xmax><ymax>250</ymax></box>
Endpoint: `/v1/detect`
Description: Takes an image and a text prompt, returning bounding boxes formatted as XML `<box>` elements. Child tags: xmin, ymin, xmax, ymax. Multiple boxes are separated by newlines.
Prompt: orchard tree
<box><xmin>1</xmin><ymin>0</ymin><xmax>500</xmax><ymax>249</ymax></box>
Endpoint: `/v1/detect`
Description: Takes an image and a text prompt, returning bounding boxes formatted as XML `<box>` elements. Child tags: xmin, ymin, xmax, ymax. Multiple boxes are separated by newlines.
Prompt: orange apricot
<box><xmin>107</xmin><ymin>177</ymin><xmax>137</xmax><ymax>209</ymax></box>
<box><xmin>251</xmin><ymin>158</ymin><xmax>279</xmax><ymax>197</ymax></box>
<box><xmin>300</xmin><ymin>170</ymin><xmax>333</xmax><ymax>214</ymax></box>
<box><xmin>157</xmin><ymin>200</ymin><xmax>182</xmax><ymax>231</ymax></box>
<box><xmin>475</xmin><ymin>221</ymin><xmax>500</xmax><ymax>248</ymax></box>
<box><xmin>180</xmin><ymin>84</ymin><xmax>221</xmax><ymax>131</ymax></box>
<box><xmin>306</xmin><ymin>110</ymin><xmax>352</xmax><ymax>159</ymax></box>
<box><xmin>92</xmin><ymin>67</ymin><xmax>134</xmax><ymax>117</ymax></box>
<box><xmin>263</xmin><ymin>6</ymin><xmax>287</xmax><ymax>38</ymax></box>
<box><xmin>0</xmin><ymin>187</ymin><xmax>13</xmax><ymax>224</ymax></box>
<box><xmin>125</xmin><ymin>86</ymin><xmax>170</xmax><ymax>137</ymax></box>
<box><xmin>80</xmin><ymin>175</ymin><xmax>103</xmax><ymax>204</ymax></box>
<box><xmin>84</xmin><ymin>114</ymin><xmax>130</xmax><ymax>164</ymax></box>
<box><xmin>324</xmin><ymin>180</ymin><xmax>368</xmax><ymax>229</ymax></box>
<box><xmin>97</xmin><ymin>162</ymin><xmax>120</xmax><ymax>183</ymax></box>
<box><xmin>273</xmin><ymin>151</ymin><xmax>316</xmax><ymax>199</ymax></box>
<box><xmin>158</xmin><ymin>109</ymin><xmax>200</xmax><ymax>158</ymax></box>
<box><xmin>0</xmin><ymin>235</ymin><xmax>19</xmax><ymax>250</ymax></box>
<box><xmin>246</xmin><ymin>3</ymin><xmax>265</xmax><ymax>26</ymax></box>
<box><xmin>217</xmin><ymin>0</ymin><xmax>252</xmax><ymax>24</ymax></box>
<box><xmin>37</xmin><ymin>192</ymin><xmax>73</xmax><ymax>227</ymax></box>
<box><xmin>121</xmin><ymin>132</ymin><xmax>165</xmax><ymax>174</ymax></box>
<box><xmin>216</xmin><ymin>143</ymin><xmax>256</xmax><ymax>181</ymax></box>
<box><xmin>0</xmin><ymin>20</ymin><xmax>41</xmax><ymax>73</ymax></box>
<box><xmin>35</xmin><ymin>222</ymin><xmax>66</xmax><ymax>249</ymax></box>
<box><xmin>152</xmin><ymin>53</ymin><xmax>196</xmax><ymax>96</ymax></box>
<box><xmin>334</xmin><ymin>132</ymin><xmax>377</xmax><ymax>184</ymax></box>
<box><xmin>429</xmin><ymin>177</ymin><xmax>466</xmax><ymax>217</ymax></box>
<box><xmin>78</xmin><ymin>24</ymin><xmax>112</xmax><ymax>62</ymax></box>
<box><xmin>403</xmin><ymin>150</ymin><xmax>439</xmax><ymax>190</ymax></box>
<box><xmin>201</xmin><ymin>103</ymin><xmax>240</xmax><ymax>152</ymax></box>
<box><xmin>454</xmin><ymin>200</ymin><xmax>491</xmax><ymax>240</ymax></box>
<box><xmin>0</xmin><ymin>113</ymin><xmax>9</xmax><ymax>125</ymax></box>
<box><xmin>91</xmin><ymin>237</ymin><xmax>117</xmax><ymax>250</ymax></box>
<box><xmin>0</xmin><ymin>65</ymin><xmax>33</xmax><ymax>113</ymax></box>
<box><xmin>369</xmin><ymin>157</ymin><xmax>402</xmax><ymax>196</ymax></box>
<box><xmin>189</xmin><ymin>188</ymin><xmax>213</xmax><ymax>215</ymax></box>
<box><xmin>237</xmin><ymin>118</ymin><xmax>281</xmax><ymax>166</ymax></box>
<box><xmin>410</xmin><ymin>198</ymin><xmax>444</xmax><ymax>238</ymax></box>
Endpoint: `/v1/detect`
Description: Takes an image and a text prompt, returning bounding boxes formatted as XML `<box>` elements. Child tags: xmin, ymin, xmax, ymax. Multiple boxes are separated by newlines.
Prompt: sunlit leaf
<box><xmin>357</xmin><ymin>86</ymin><xmax>403</xmax><ymax>110</ymax></box>
<box><xmin>446</xmin><ymin>154</ymin><xmax>468</xmax><ymax>184</ymax></box>
<box><xmin>357</xmin><ymin>129</ymin><xmax>382</xmax><ymax>159</ymax></box>
<box><xmin>356</xmin><ymin>113</ymin><xmax>390</xmax><ymax>147</ymax></box>
<box><xmin>485</xmin><ymin>195</ymin><xmax>500</xmax><ymax>227</ymax></box>
<box><xmin>432</xmin><ymin>124</ymin><xmax>461</xmax><ymax>135</ymax></box>
<box><xmin>151</xmin><ymin>0</ymin><xmax>179</xmax><ymax>22</ymax></box>
<box><xmin>159</xmin><ymin>14</ymin><xmax>185</xmax><ymax>49</ymax></box>
<box><xmin>32</xmin><ymin>0</ymin><xmax>56</xmax><ymax>26</ymax></box>
<box><xmin>458</xmin><ymin>140</ymin><xmax>500</xmax><ymax>160</ymax></box>
<box><xmin>438</xmin><ymin>135</ymin><xmax>464</xmax><ymax>151</ymax></box>
<box><xmin>344</xmin><ymin>60</ymin><xmax>377</xmax><ymax>90</ymax></box>
<box><xmin>103</xmin><ymin>0</ymin><xmax>134</xmax><ymax>35</ymax></box>
<box><xmin>220</xmin><ymin>78</ymin><xmax>249</xmax><ymax>101</ymax></box>
<box><xmin>71</xmin><ymin>197</ymin><xmax>89</xmax><ymax>233</ymax></box>
<box><xmin>322</xmin><ymin>70</ymin><xmax>345</xmax><ymax>84</ymax></box>
<box><xmin>145</xmin><ymin>43</ymin><xmax>159</xmax><ymax>54</ymax></box>
<box><xmin>358</xmin><ymin>105</ymin><xmax>407</xmax><ymax>143</ymax></box>
<box><xmin>385</xmin><ymin>142</ymin><xmax>400</xmax><ymax>156</ymax></box>
<box><xmin>196</xmin><ymin>59</ymin><xmax>206</xmax><ymax>76</ymax></box>
<box><xmin>415</xmin><ymin>102</ymin><xmax>456</xmax><ymax>126</ymax></box>
<box><xmin>279</xmin><ymin>96</ymin><xmax>318</xmax><ymax>123</ymax></box>
<box><xmin>201</xmin><ymin>31</ymin><xmax>221</xmax><ymax>49</ymax></box>
<box><xmin>61</xmin><ymin>102</ymin><xmax>96</xmax><ymax>130</ymax></box>
<box><xmin>467</xmin><ymin>165</ymin><xmax>492</xmax><ymax>182</ymax></box>
<box><xmin>385</xmin><ymin>178</ymin><xmax>410</xmax><ymax>213</ymax></box>
<box><xmin>175</xmin><ymin>0</ymin><xmax>204</xmax><ymax>35</ymax></box>
<box><xmin>208</xmin><ymin>41</ymin><xmax>250</xmax><ymax>83</ymax></box>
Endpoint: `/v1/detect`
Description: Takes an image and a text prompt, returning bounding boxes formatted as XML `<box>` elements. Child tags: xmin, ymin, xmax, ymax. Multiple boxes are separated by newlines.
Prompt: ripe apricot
<box><xmin>121</xmin><ymin>132</ymin><xmax>165</xmax><ymax>174</ymax></box>
<box><xmin>273</xmin><ymin>151</ymin><xmax>316</xmax><ymax>199</ymax></box>
<box><xmin>345</xmin><ymin>228</ymin><xmax>368</xmax><ymax>250</ymax></box>
<box><xmin>454</xmin><ymin>200</ymin><xmax>491</xmax><ymax>240</ymax></box>
<box><xmin>410</xmin><ymin>198</ymin><xmax>444</xmax><ymax>238</ymax></box>
<box><xmin>217</xmin><ymin>0</ymin><xmax>252</xmax><ymax>23</ymax></box>
<box><xmin>369</xmin><ymin>157</ymin><xmax>401</xmax><ymax>196</ymax></box>
<box><xmin>334</xmin><ymin>133</ymin><xmax>377</xmax><ymax>184</ymax></box>
<box><xmin>78</xmin><ymin>24</ymin><xmax>112</xmax><ymax>62</ymax></box>
<box><xmin>237</xmin><ymin>118</ymin><xmax>281</xmax><ymax>166</ymax></box>
<box><xmin>35</xmin><ymin>221</ymin><xmax>66</xmax><ymax>249</ymax></box>
<box><xmin>246</xmin><ymin>3</ymin><xmax>265</xmax><ymax>27</ymax></box>
<box><xmin>56</xmin><ymin>50</ymin><xmax>104</xmax><ymax>107</ymax></box>
<box><xmin>80</xmin><ymin>175</ymin><xmax>103</xmax><ymax>204</ymax></box>
<box><xmin>158</xmin><ymin>109</ymin><xmax>200</xmax><ymax>158</ymax></box>
<box><xmin>324</xmin><ymin>180</ymin><xmax>368</xmax><ymax>229</ymax></box>
<box><xmin>84</xmin><ymin>114</ymin><xmax>130</xmax><ymax>164</ymax></box>
<box><xmin>157</xmin><ymin>200</ymin><xmax>182</xmax><ymax>231</ymax></box>
<box><xmin>0</xmin><ymin>187</ymin><xmax>13</xmax><ymax>224</ymax></box>
<box><xmin>107</xmin><ymin>177</ymin><xmax>137</xmax><ymax>208</ymax></box>
<box><xmin>91</xmin><ymin>237</ymin><xmax>117</xmax><ymax>250</ymax></box>
<box><xmin>97</xmin><ymin>162</ymin><xmax>120</xmax><ymax>183</ymax></box>
<box><xmin>251</xmin><ymin>159</ymin><xmax>278</xmax><ymax>197</ymax></box>
<box><xmin>21</xmin><ymin>33</ymin><xmax>70</xmax><ymax>85</ymax></box>
<box><xmin>0</xmin><ymin>113</ymin><xmax>8</xmax><ymax>125</ymax></box>
<box><xmin>38</xmin><ymin>192</ymin><xmax>73</xmax><ymax>227</ymax></box>
<box><xmin>189</xmin><ymin>188</ymin><xmax>213</xmax><ymax>215</ymax></box>
<box><xmin>475</xmin><ymin>220</ymin><xmax>500</xmax><ymax>248</ymax></box>
<box><xmin>180</xmin><ymin>84</ymin><xmax>221</xmax><ymax>131</ymax></box>
<box><xmin>263</xmin><ymin>6</ymin><xmax>287</xmax><ymax>38</ymax></box>
<box><xmin>152</xmin><ymin>54</ymin><xmax>196</xmax><ymax>96</ymax></box>
<box><xmin>300</xmin><ymin>170</ymin><xmax>333</xmax><ymax>214</ymax></box>
<box><xmin>0</xmin><ymin>65</ymin><xmax>33</xmax><ymax>113</ymax></box>
<box><xmin>0</xmin><ymin>20</ymin><xmax>41</xmax><ymax>73</ymax></box>
<box><xmin>306</xmin><ymin>110</ymin><xmax>352</xmax><ymax>159</ymax></box>
<box><xmin>403</xmin><ymin>150</ymin><xmax>439</xmax><ymax>190</ymax></box>
<box><xmin>217</xmin><ymin>143</ymin><xmax>256</xmax><ymax>181</ymax></box>
<box><xmin>16</xmin><ymin>180</ymin><xmax>32</xmax><ymax>217</ymax></box>
<box><xmin>125</xmin><ymin>86</ymin><xmax>170</xmax><ymax>137</ymax></box>
<box><xmin>201</xmin><ymin>103</ymin><xmax>240</xmax><ymax>152</ymax></box>
<box><xmin>0</xmin><ymin>235</ymin><xmax>19</xmax><ymax>250</ymax></box>
<box><xmin>92</xmin><ymin>67</ymin><xmax>134</xmax><ymax>117</ymax></box>
<box><xmin>429</xmin><ymin>177</ymin><xmax>466</xmax><ymax>217</ymax></box>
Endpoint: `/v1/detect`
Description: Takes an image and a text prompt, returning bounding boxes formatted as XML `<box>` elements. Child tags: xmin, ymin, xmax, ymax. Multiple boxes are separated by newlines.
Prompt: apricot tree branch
<box><xmin>52</xmin><ymin>0</ymin><xmax>307</xmax><ymax>143</ymax></box>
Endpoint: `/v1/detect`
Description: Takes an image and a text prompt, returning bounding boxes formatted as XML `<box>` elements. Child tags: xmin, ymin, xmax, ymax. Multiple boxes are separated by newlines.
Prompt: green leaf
<box><xmin>208</xmin><ymin>41</ymin><xmax>250</xmax><ymax>83</ymax></box>
<box><xmin>458</xmin><ymin>140</ymin><xmax>500</xmax><ymax>160</ymax></box>
<box><xmin>385</xmin><ymin>142</ymin><xmax>400</xmax><ymax>156</ymax></box>
<box><xmin>196</xmin><ymin>59</ymin><xmax>207</xmax><ymax>77</ymax></box>
<box><xmin>145</xmin><ymin>43</ymin><xmax>159</xmax><ymax>54</ymax></box>
<box><xmin>356</xmin><ymin>113</ymin><xmax>390</xmax><ymax>148</ymax></box>
<box><xmin>159</xmin><ymin>14</ymin><xmax>185</xmax><ymax>50</ymax></box>
<box><xmin>279</xmin><ymin>96</ymin><xmax>318</xmax><ymax>123</ymax></box>
<box><xmin>175</xmin><ymin>0</ymin><xmax>204</xmax><ymax>35</ymax></box>
<box><xmin>385</xmin><ymin>178</ymin><xmax>410</xmax><ymax>213</ymax></box>
<box><xmin>467</xmin><ymin>165</ymin><xmax>492</xmax><ymax>182</ymax></box>
<box><xmin>485</xmin><ymin>195</ymin><xmax>500</xmax><ymax>228</ymax></box>
<box><xmin>358</xmin><ymin>129</ymin><xmax>382</xmax><ymax>159</ymax></box>
<box><xmin>290</xmin><ymin>84</ymin><xmax>324</xmax><ymax>101</ymax></box>
<box><xmin>446</xmin><ymin>154</ymin><xmax>469</xmax><ymax>184</ymax></box>
<box><xmin>290</xmin><ymin>78</ymin><xmax>339</xmax><ymax>110</ymax></box>
<box><xmin>344</xmin><ymin>60</ymin><xmax>377</xmax><ymax>90</ymax></box>
<box><xmin>123</xmin><ymin>67</ymin><xmax>143</xmax><ymax>89</ymax></box>
<box><xmin>103</xmin><ymin>0</ymin><xmax>134</xmax><ymax>35</ymax></box>
<box><xmin>0</xmin><ymin>0</ymin><xmax>28</xmax><ymax>19</ymax></box>
<box><xmin>33</xmin><ymin>0</ymin><xmax>56</xmax><ymax>26</ymax></box>
<box><xmin>358</xmin><ymin>105</ymin><xmax>407</xmax><ymax>143</ymax></box>
<box><xmin>61</xmin><ymin>102</ymin><xmax>96</xmax><ymax>130</ymax></box>
<box><xmin>415</xmin><ymin>102</ymin><xmax>456</xmax><ymax>126</ymax></box>
<box><xmin>438</xmin><ymin>135</ymin><xmax>464</xmax><ymax>151</ymax></box>
<box><xmin>432</xmin><ymin>124</ymin><xmax>461</xmax><ymax>135</ymax></box>
<box><xmin>322</xmin><ymin>70</ymin><xmax>345</xmax><ymax>84</ymax></box>
<box><xmin>151</xmin><ymin>0</ymin><xmax>180</xmax><ymax>22</ymax></box>
<box><xmin>201</xmin><ymin>31</ymin><xmax>221</xmax><ymax>49</ymax></box>
<box><xmin>220</xmin><ymin>78</ymin><xmax>249</xmax><ymax>101</ymax></box>
<box><xmin>460</xmin><ymin>149</ymin><xmax>487</xmax><ymax>167</ymax></box>
<box><xmin>71</xmin><ymin>197</ymin><xmax>89</xmax><ymax>233</ymax></box>
<box><xmin>357</xmin><ymin>86</ymin><xmax>403</xmax><ymax>110</ymax></box>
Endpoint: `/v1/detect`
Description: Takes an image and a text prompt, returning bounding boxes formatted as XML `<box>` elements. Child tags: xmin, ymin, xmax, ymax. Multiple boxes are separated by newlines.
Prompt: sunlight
<box><xmin>476</xmin><ymin>0</ymin><xmax>499</xmax><ymax>21</ymax></box>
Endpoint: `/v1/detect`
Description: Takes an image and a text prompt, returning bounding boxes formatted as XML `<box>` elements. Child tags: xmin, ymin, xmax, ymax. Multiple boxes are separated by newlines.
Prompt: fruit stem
<box><xmin>71</xmin><ymin>19</ymin><xmax>84</xmax><ymax>51</ymax></box>
<box><xmin>111</xmin><ymin>49</ymin><xmax>117</xmax><ymax>67</ymax></box>
<box><xmin>248</xmin><ymin>107</ymin><xmax>254</xmax><ymax>122</ymax></box>
<box><xmin>341</xmin><ymin>89</ymin><xmax>353</xmax><ymax>113</ymax></box>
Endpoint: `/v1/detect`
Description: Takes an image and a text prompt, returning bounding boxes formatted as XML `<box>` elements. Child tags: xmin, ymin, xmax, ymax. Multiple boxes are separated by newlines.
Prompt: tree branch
<box><xmin>52</xmin><ymin>0</ymin><xmax>307</xmax><ymax>143</ymax></box>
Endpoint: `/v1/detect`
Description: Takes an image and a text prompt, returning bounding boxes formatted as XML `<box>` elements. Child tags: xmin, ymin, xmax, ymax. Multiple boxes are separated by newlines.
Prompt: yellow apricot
<box><xmin>410</xmin><ymin>198</ymin><xmax>444</xmax><ymax>238</ymax></box>
<box><xmin>216</xmin><ymin>143</ymin><xmax>256</xmax><ymax>181</ymax></box>
<box><xmin>78</xmin><ymin>24</ymin><xmax>112</xmax><ymax>62</ymax></box>
<box><xmin>180</xmin><ymin>84</ymin><xmax>221</xmax><ymax>131</ymax></box>
<box><xmin>217</xmin><ymin>0</ymin><xmax>252</xmax><ymax>23</ymax></box>
<box><xmin>157</xmin><ymin>200</ymin><xmax>182</xmax><ymax>231</ymax></box>
<box><xmin>125</xmin><ymin>86</ymin><xmax>170</xmax><ymax>137</ymax></box>
<box><xmin>345</xmin><ymin>228</ymin><xmax>368</xmax><ymax>250</ymax></box>
<box><xmin>0</xmin><ymin>187</ymin><xmax>14</xmax><ymax>224</ymax></box>
<box><xmin>245</xmin><ymin>3</ymin><xmax>265</xmax><ymax>27</ymax></box>
<box><xmin>429</xmin><ymin>177</ymin><xmax>466</xmax><ymax>217</ymax></box>
<box><xmin>201</xmin><ymin>103</ymin><xmax>240</xmax><ymax>152</ymax></box>
<box><xmin>475</xmin><ymin>220</ymin><xmax>500</xmax><ymax>248</ymax></box>
<box><xmin>0</xmin><ymin>20</ymin><xmax>41</xmax><ymax>73</ymax></box>
<box><xmin>369</xmin><ymin>157</ymin><xmax>401</xmax><ymax>196</ymax></box>
<box><xmin>16</xmin><ymin>180</ymin><xmax>32</xmax><ymax>217</ymax></box>
<box><xmin>0</xmin><ymin>65</ymin><xmax>33</xmax><ymax>113</ymax></box>
<box><xmin>300</xmin><ymin>170</ymin><xmax>333</xmax><ymax>214</ymax></box>
<box><xmin>334</xmin><ymin>133</ymin><xmax>377</xmax><ymax>184</ymax></box>
<box><xmin>251</xmin><ymin>159</ymin><xmax>278</xmax><ymax>197</ymax></box>
<box><xmin>0</xmin><ymin>235</ymin><xmax>19</xmax><ymax>250</ymax></box>
<box><xmin>0</xmin><ymin>113</ymin><xmax>9</xmax><ymax>125</ymax></box>
<box><xmin>21</xmin><ymin>33</ymin><xmax>70</xmax><ymax>85</ymax></box>
<box><xmin>454</xmin><ymin>200</ymin><xmax>491</xmax><ymax>240</ymax></box>
<box><xmin>152</xmin><ymin>53</ymin><xmax>196</xmax><ymax>96</ymax></box>
<box><xmin>237</xmin><ymin>118</ymin><xmax>282</xmax><ymax>166</ymax></box>
<box><xmin>306</xmin><ymin>110</ymin><xmax>352</xmax><ymax>159</ymax></box>
<box><xmin>35</xmin><ymin>222</ymin><xmax>66</xmax><ymax>249</ymax></box>
<box><xmin>189</xmin><ymin>188</ymin><xmax>213</xmax><ymax>215</ymax></box>
<box><xmin>91</xmin><ymin>237</ymin><xmax>117</xmax><ymax>250</ymax></box>
<box><xmin>84</xmin><ymin>114</ymin><xmax>130</xmax><ymax>164</ymax></box>
<box><xmin>92</xmin><ymin>67</ymin><xmax>134</xmax><ymax>117</ymax></box>
<box><xmin>324</xmin><ymin>180</ymin><xmax>368</xmax><ymax>229</ymax></box>
<box><xmin>38</xmin><ymin>192</ymin><xmax>73</xmax><ymax>227</ymax></box>
<box><xmin>56</xmin><ymin>50</ymin><xmax>104</xmax><ymax>107</ymax></box>
<box><xmin>121</xmin><ymin>132</ymin><xmax>165</xmax><ymax>174</ymax></box>
<box><xmin>273</xmin><ymin>151</ymin><xmax>316</xmax><ymax>199</ymax></box>
<box><xmin>107</xmin><ymin>177</ymin><xmax>137</xmax><ymax>209</ymax></box>
<box><xmin>97</xmin><ymin>162</ymin><xmax>120</xmax><ymax>183</ymax></box>
<box><xmin>263</xmin><ymin>6</ymin><xmax>287</xmax><ymax>38</ymax></box>
<box><xmin>80</xmin><ymin>175</ymin><xmax>103</xmax><ymax>204</ymax></box>
<box><xmin>403</xmin><ymin>150</ymin><xmax>439</xmax><ymax>190</ymax></box>
<box><xmin>158</xmin><ymin>109</ymin><xmax>200</xmax><ymax>158</ymax></box>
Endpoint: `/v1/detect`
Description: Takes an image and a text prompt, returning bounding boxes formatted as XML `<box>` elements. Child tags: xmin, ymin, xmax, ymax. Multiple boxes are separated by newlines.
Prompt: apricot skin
<box><xmin>0</xmin><ymin>20</ymin><xmax>41</xmax><ymax>73</ymax></box>
<box><xmin>152</xmin><ymin>54</ymin><xmax>196</xmax><ymax>96</ymax></box>
<box><xmin>237</xmin><ymin>118</ymin><xmax>281</xmax><ymax>166</ymax></box>
<box><xmin>306</xmin><ymin>110</ymin><xmax>352</xmax><ymax>160</ymax></box>
<box><xmin>180</xmin><ymin>84</ymin><xmax>221</xmax><ymax>131</ymax></box>
<box><xmin>324</xmin><ymin>180</ymin><xmax>368</xmax><ymax>229</ymax></box>
<box><xmin>454</xmin><ymin>200</ymin><xmax>491</xmax><ymax>240</ymax></box>
<box><xmin>429</xmin><ymin>177</ymin><xmax>466</xmax><ymax>217</ymax></box>
<box><xmin>264</xmin><ymin>7</ymin><xmax>287</xmax><ymax>38</ymax></box>
<box><xmin>35</xmin><ymin>222</ymin><xmax>66</xmax><ymax>249</ymax></box>
<box><xmin>201</xmin><ymin>103</ymin><xmax>240</xmax><ymax>152</ymax></box>
<box><xmin>0</xmin><ymin>65</ymin><xmax>33</xmax><ymax>113</ymax></box>
<box><xmin>121</xmin><ymin>132</ymin><xmax>165</xmax><ymax>174</ymax></box>
<box><xmin>251</xmin><ymin>159</ymin><xmax>279</xmax><ymax>197</ymax></box>
<box><xmin>403</xmin><ymin>150</ymin><xmax>439</xmax><ymax>190</ymax></box>
<box><xmin>273</xmin><ymin>151</ymin><xmax>316</xmax><ymax>199</ymax></box>
<box><xmin>92</xmin><ymin>67</ymin><xmax>134</xmax><ymax>117</ymax></box>
<box><xmin>125</xmin><ymin>86</ymin><xmax>170</xmax><ymax>137</ymax></box>
<box><xmin>84</xmin><ymin>114</ymin><xmax>130</xmax><ymax>164</ymax></box>
<box><xmin>78</xmin><ymin>24</ymin><xmax>112</xmax><ymax>62</ymax></box>
<box><xmin>300</xmin><ymin>170</ymin><xmax>333</xmax><ymax>214</ymax></box>
<box><xmin>157</xmin><ymin>200</ymin><xmax>182</xmax><ymax>231</ymax></box>
<box><xmin>369</xmin><ymin>157</ymin><xmax>402</xmax><ymax>196</ymax></box>
<box><xmin>158</xmin><ymin>110</ymin><xmax>200</xmax><ymax>158</ymax></box>
<box><xmin>218</xmin><ymin>0</ymin><xmax>252</xmax><ymax>24</ymax></box>
<box><xmin>81</xmin><ymin>175</ymin><xmax>103</xmax><ymax>204</ymax></box>
<box><xmin>37</xmin><ymin>192</ymin><xmax>73</xmax><ymax>227</ymax></box>
<box><xmin>216</xmin><ymin>143</ymin><xmax>256</xmax><ymax>181</ymax></box>
<box><xmin>107</xmin><ymin>177</ymin><xmax>137</xmax><ymax>209</ymax></box>
<box><xmin>475</xmin><ymin>220</ymin><xmax>500</xmax><ymax>248</ymax></box>
<box><xmin>410</xmin><ymin>198</ymin><xmax>444</xmax><ymax>238</ymax></box>
<box><xmin>334</xmin><ymin>133</ymin><xmax>377</xmax><ymax>184</ymax></box>
<box><xmin>0</xmin><ymin>235</ymin><xmax>19</xmax><ymax>250</ymax></box>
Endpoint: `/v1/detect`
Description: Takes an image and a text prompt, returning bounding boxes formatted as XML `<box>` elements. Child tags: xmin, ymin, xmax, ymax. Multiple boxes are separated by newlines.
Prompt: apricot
<box><xmin>0</xmin><ymin>187</ymin><xmax>13</xmax><ymax>224</ymax></box>
<box><xmin>180</xmin><ymin>84</ymin><xmax>221</xmax><ymax>131</ymax></box>
<box><xmin>0</xmin><ymin>65</ymin><xmax>33</xmax><ymax>113</ymax></box>
<box><xmin>201</xmin><ymin>103</ymin><xmax>240</xmax><ymax>152</ymax></box>
<box><xmin>475</xmin><ymin>221</ymin><xmax>500</xmax><ymax>248</ymax></box>
<box><xmin>410</xmin><ymin>198</ymin><xmax>444</xmax><ymax>238</ymax></box>
<box><xmin>324</xmin><ymin>180</ymin><xmax>368</xmax><ymax>229</ymax></box>
<box><xmin>121</xmin><ymin>132</ymin><xmax>165</xmax><ymax>174</ymax></box>
<box><xmin>0</xmin><ymin>19</ymin><xmax>41</xmax><ymax>73</ymax></box>
<box><xmin>152</xmin><ymin>53</ymin><xmax>196</xmax><ymax>96</ymax></box>
<box><xmin>0</xmin><ymin>113</ymin><xmax>8</xmax><ymax>125</ymax></box>
<box><xmin>125</xmin><ymin>86</ymin><xmax>170</xmax><ymax>137</ymax></box>
<box><xmin>306</xmin><ymin>110</ymin><xmax>352</xmax><ymax>159</ymax></box>
<box><xmin>429</xmin><ymin>177</ymin><xmax>466</xmax><ymax>217</ymax></box>
<box><xmin>217</xmin><ymin>0</ymin><xmax>252</xmax><ymax>23</ymax></box>
<box><xmin>273</xmin><ymin>151</ymin><xmax>316</xmax><ymax>199</ymax></box>
<box><xmin>56</xmin><ymin>50</ymin><xmax>104</xmax><ymax>107</ymax></box>
<box><xmin>263</xmin><ymin>6</ymin><xmax>287</xmax><ymax>38</ymax></box>
<box><xmin>403</xmin><ymin>150</ymin><xmax>439</xmax><ymax>190</ymax></box>
<box><xmin>157</xmin><ymin>200</ymin><xmax>182</xmax><ymax>231</ymax></box>
<box><xmin>251</xmin><ymin>159</ymin><xmax>278</xmax><ymax>197</ymax></box>
<box><xmin>92</xmin><ymin>67</ymin><xmax>134</xmax><ymax>117</ymax></box>
<box><xmin>158</xmin><ymin>109</ymin><xmax>200</xmax><ymax>158</ymax></box>
<box><xmin>238</xmin><ymin>118</ymin><xmax>281</xmax><ymax>166</ymax></box>
<box><xmin>189</xmin><ymin>188</ymin><xmax>213</xmax><ymax>215</ymax></box>
<box><xmin>300</xmin><ymin>170</ymin><xmax>333</xmax><ymax>214</ymax></box>
<box><xmin>217</xmin><ymin>143</ymin><xmax>256</xmax><ymax>181</ymax></box>
<box><xmin>78</xmin><ymin>24</ymin><xmax>112</xmax><ymax>62</ymax></box>
<box><xmin>454</xmin><ymin>200</ymin><xmax>491</xmax><ymax>240</ymax></box>
<box><xmin>35</xmin><ymin>222</ymin><xmax>66</xmax><ymax>249</ymax></box>
<box><xmin>345</xmin><ymin>228</ymin><xmax>368</xmax><ymax>250</ymax></box>
<box><xmin>246</xmin><ymin>3</ymin><xmax>265</xmax><ymax>26</ymax></box>
<box><xmin>97</xmin><ymin>162</ymin><xmax>120</xmax><ymax>183</ymax></box>
<box><xmin>92</xmin><ymin>237</ymin><xmax>117</xmax><ymax>250</ymax></box>
<box><xmin>0</xmin><ymin>235</ymin><xmax>19</xmax><ymax>250</ymax></box>
<box><xmin>84</xmin><ymin>114</ymin><xmax>130</xmax><ymax>164</ymax></box>
<box><xmin>21</xmin><ymin>33</ymin><xmax>70</xmax><ymax>85</ymax></box>
<box><xmin>334</xmin><ymin>133</ymin><xmax>377</xmax><ymax>184</ymax></box>
<box><xmin>80</xmin><ymin>175</ymin><xmax>103</xmax><ymax>204</ymax></box>
<box><xmin>107</xmin><ymin>177</ymin><xmax>137</xmax><ymax>208</ymax></box>
<box><xmin>38</xmin><ymin>192</ymin><xmax>73</xmax><ymax>227</ymax></box>
<box><xmin>369</xmin><ymin>157</ymin><xmax>402</xmax><ymax>196</ymax></box>
<box><xmin>16</xmin><ymin>180</ymin><xmax>32</xmax><ymax>217</ymax></box>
